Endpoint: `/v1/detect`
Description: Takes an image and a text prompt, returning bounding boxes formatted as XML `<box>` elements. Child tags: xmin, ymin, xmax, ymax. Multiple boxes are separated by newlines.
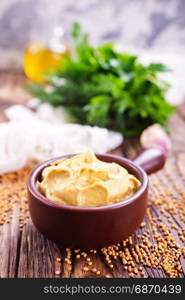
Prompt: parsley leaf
<box><xmin>27</xmin><ymin>23</ymin><xmax>175</xmax><ymax>136</ymax></box>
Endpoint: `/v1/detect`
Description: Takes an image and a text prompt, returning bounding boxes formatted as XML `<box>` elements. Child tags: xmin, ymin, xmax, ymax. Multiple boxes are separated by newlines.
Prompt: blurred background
<box><xmin>0</xmin><ymin>0</ymin><xmax>184</xmax><ymax>180</ymax></box>
<box><xmin>0</xmin><ymin>0</ymin><xmax>184</xmax><ymax>117</ymax></box>
<box><xmin>0</xmin><ymin>0</ymin><xmax>185</xmax><ymax>68</ymax></box>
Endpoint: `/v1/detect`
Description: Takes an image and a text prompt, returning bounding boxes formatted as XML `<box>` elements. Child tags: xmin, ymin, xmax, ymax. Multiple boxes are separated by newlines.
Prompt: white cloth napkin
<box><xmin>0</xmin><ymin>104</ymin><xmax>123</xmax><ymax>174</ymax></box>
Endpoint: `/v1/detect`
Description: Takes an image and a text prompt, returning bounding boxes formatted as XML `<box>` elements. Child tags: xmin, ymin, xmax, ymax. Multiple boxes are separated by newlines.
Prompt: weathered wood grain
<box><xmin>0</xmin><ymin>203</ymin><xmax>21</xmax><ymax>278</ymax></box>
<box><xmin>0</xmin><ymin>71</ymin><xmax>185</xmax><ymax>278</ymax></box>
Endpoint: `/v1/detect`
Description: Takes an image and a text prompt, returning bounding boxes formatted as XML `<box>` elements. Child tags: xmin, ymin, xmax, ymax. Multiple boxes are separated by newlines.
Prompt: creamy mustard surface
<box><xmin>37</xmin><ymin>152</ymin><xmax>141</xmax><ymax>207</ymax></box>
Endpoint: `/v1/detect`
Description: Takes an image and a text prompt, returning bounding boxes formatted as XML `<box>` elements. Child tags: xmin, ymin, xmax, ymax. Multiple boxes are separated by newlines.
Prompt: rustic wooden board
<box><xmin>0</xmin><ymin>71</ymin><xmax>185</xmax><ymax>278</ymax></box>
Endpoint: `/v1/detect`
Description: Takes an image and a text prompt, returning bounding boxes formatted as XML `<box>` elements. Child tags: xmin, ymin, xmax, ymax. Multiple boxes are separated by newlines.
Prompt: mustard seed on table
<box><xmin>0</xmin><ymin>160</ymin><xmax>37</xmax><ymax>228</ymax></box>
<box><xmin>55</xmin><ymin>270</ymin><xmax>61</xmax><ymax>276</ymax></box>
<box><xmin>0</xmin><ymin>159</ymin><xmax>185</xmax><ymax>278</ymax></box>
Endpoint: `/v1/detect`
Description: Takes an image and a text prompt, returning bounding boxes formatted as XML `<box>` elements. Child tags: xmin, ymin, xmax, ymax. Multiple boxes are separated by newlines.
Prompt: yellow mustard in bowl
<box><xmin>37</xmin><ymin>151</ymin><xmax>141</xmax><ymax>207</ymax></box>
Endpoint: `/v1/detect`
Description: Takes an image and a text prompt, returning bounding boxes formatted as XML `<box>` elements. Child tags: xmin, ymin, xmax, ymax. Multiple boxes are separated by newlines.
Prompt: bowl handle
<box><xmin>133</xmin><ymin>147</ymin><xmax>166</xmax><ymax>175</ymax></box>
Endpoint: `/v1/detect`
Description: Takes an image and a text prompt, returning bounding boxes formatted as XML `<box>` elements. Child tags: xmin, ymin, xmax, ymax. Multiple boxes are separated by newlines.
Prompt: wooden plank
<box><xmin>0</xmin><ymin>204</ymin><xmax>20</xmax><ymax>277</ymax></box>
<box><xmin>18</xmin><ymin>219</ymin><xmax>59</xmax><ymax>278</ymax></box>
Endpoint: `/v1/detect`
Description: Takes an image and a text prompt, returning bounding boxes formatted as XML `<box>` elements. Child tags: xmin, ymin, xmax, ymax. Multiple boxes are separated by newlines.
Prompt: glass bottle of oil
<box><xmin>23</xmin><ymin>27</ymin><xmax>69</xmax><ymax>83</ymax></box>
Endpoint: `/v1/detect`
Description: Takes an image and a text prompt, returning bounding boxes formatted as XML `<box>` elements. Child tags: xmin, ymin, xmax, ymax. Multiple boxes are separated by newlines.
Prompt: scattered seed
<box><xmin>55</xmin><ymin>270</ymin><xmax>61</xmax><ymax>276</ymax></box>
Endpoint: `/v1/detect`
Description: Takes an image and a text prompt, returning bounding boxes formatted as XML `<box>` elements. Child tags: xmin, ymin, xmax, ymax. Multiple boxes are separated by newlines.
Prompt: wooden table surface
<box><xmin>0</xmin><ymin>70</ymin><xmax>185</xmax><ymax>278</ymax></box>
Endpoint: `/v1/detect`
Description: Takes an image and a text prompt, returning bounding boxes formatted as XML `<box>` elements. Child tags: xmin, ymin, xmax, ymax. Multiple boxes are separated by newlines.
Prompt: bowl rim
<box><xmin>27</xmin><ymin>153</ymin><xmax>148</xmax><ymax>212</ymax></box>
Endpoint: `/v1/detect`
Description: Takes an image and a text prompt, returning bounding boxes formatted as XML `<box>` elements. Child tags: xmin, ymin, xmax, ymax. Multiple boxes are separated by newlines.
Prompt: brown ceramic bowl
<box><xmin>27</xmin><ymin>148</ymin><xmax>165</xmax><ymax>249</ymax></box>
